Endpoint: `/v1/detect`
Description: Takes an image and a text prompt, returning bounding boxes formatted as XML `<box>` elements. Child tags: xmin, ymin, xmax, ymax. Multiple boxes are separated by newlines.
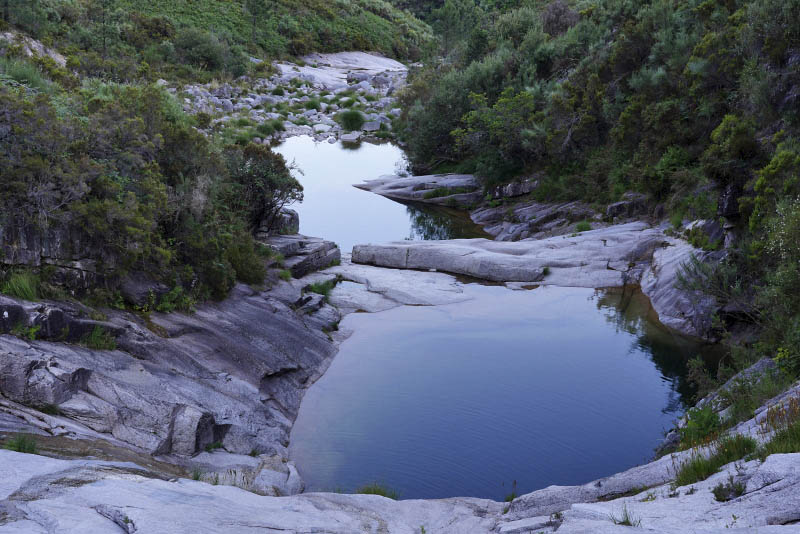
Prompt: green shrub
<box><xmin>355</xmin><ymin>483</ymin><xmax>399</xmax><ymax>500</ymax></box>
<box><xmin>576</xmin><ymin>221</ymin><xmax>591</xmax><ymax>232</ymax></box>
<box><xmin>278</xmin><ymin>270</ymin><xmax>292</xmax><ymax>281</ymax></box>
<box><xmin>1</xmin><ymin>272</ymin><xmax>40</xmax><ymax>301</ymax></box>
<box><xmin>304</xmin><ymin>99</ymin><xmax>321</xmax><ymax>110</ymax></box>
<box><xmin>195</xmin><ymin>112</ymin><xmax>212</xmax><ymax>129</ymax></box>
<box><xmin>204</xmin><ymin>441</ymin><xmax>223</xmax><ymax>452</ymax></box>
<box><xmin>306</xmin><ymin>279</ymin><xmax>338</xmax><ymax>297</ymax></box>
<box><xmin>256</xmin><ymin>122</ymin><xmax>276</xmax><ymax>136</ymax></box>
<box><xmin>4</xmin><ymin>434</ymin><xmax>37</xmax><ymax>454</ymax></box>
<box><xmin>712</xmin><ymin>474</ymin><xmax>745</xmax><ymax>502</ymax></box>
<box><xmin>271</xmin><ymin>87</ymin><xmax>285</xmax><ymax>96</ymax></box>
<box><xmin>81</xmin><ymin>326</ymin><xmax>117</xmax><ymax>351</ymax></box>
<box><xmin>11</xmin><ymin>322</ymin><xmax>40</xmax><ymax>341</ymax></box>
<box><xmin>679</xmin><ymin>405</ymin><xmax>720</xmax><ymax>448</ymax></box>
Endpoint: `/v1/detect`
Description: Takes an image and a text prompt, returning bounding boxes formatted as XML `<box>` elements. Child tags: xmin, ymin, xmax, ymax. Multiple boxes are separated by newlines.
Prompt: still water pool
<box><xmin>290</xmin><ymin>284</ymin><xmax>712</xmax><ymax>500</ymax></box>
<box><xmin>273</xmin><ymin>136</ymin><xmax>487</xmax><ymax>252</ymax></box>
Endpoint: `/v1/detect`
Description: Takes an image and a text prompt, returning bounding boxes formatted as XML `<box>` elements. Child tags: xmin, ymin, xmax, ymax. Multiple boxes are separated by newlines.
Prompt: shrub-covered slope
<box><xmin>398</xmin><ymin>0</ymin><xmax>799</xmax><ymax>377</ymax></box>
<box><xmin>1</xmin><ymin>0</ymin><xmax>431</xmax><ymax>82</ymax></box>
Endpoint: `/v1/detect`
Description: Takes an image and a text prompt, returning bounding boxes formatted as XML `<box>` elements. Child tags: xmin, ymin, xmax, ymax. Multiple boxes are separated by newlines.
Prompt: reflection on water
<box><xmin>272</xmin><ymin>136</ymin><xmax>487</xmax><ymax>252</ymax></box>
<box><xmin>290</xmin><ymin>285</ymin><xmax>717</xmax><ymax>501</ymax></box>
<box><xmin>406</xmin><ymin>203</ymin><xmax>486</xmax><ymax>241</ymax></box>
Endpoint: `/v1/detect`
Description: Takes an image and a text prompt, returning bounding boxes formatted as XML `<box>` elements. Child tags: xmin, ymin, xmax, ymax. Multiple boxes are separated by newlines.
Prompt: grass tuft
<box><xmin>4</xmin><ymin>434</ymin><xmax>37</xmax><ymax>454</ymax></box>
<box><xmin>1</xmin><ymin>272</ymin><xmax>40</xmax><ymax>301</ymax></box>
<box><xmin>673</xmin><ymin>434</ymin><xmax>757</xmax><ymax>487</ymax></box>
<box><xmin>355</xmin><ymin>483</ymin><xmax>399</xmax><ymax>500</ymax></box>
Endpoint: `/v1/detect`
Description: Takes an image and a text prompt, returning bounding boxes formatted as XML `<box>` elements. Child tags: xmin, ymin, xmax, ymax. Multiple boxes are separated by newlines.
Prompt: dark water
<box><xmin>290</xmin><ymin>285</ymin><xmax>715</xmax><ymax>501</ymax></box>
<box><xmin>273</xmin><ymin>136</ymin><xmax>487</xmax><ymax>253</ymax></box>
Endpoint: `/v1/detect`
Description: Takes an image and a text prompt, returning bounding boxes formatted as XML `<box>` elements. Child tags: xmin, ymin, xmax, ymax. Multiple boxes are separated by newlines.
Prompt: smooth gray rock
<box><xmin>261</xmin><ymin>234</ymin><xmax>341</xmax><ymax>278</ymax></box>
<box><xmin>355</xmin><ymin>174</ymin><xmax>482</xmax><ymax>208</ymax></box>
<box><xmin>0</xmin><ymin>277</ymin><xmax>337</xmax><ymax>463</ymax></box>
<box><xmin>351</xmin><ymin>223</ymin><xmax>718</xmax><ymax>338</ymax></box>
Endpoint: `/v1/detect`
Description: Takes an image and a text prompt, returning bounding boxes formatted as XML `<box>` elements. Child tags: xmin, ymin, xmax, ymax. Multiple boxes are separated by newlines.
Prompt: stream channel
<box><xmin>275</xmin><ymin>136</ymin><xmax>716</xmax><ymax>501</ymax></box>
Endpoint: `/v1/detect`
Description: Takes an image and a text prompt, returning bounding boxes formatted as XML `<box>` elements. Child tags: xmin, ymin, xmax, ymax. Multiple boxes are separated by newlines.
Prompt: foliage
<box><xmin>3</xmin><ymin>434</ymin><xmax>37</xmax><ymax>454</ymax></box>
<box><xmin>1</xmin><ymin>272</ymin><xmax>40</xmax><ymax>301</ymax></box>
<box><xmin>355</xmin><ymin>482</ymin><xmax>399</xmax><ymax>499</ymax></box>
<box><xmin>0</xmin><ymin>81</ymin><xmax>300</xmax><ymax>302</ymax></box>
<box><xmin>674</xmin><ymin>434</ymin><xmax>757</xmax><ymax>487</ymax></box>
<box><xmin>712</xmin><ymin>474</ymin><xmax>745</xmax><ymax>502</ymax></box>
<box><xmin>338</xmin><ymin>109</ymin><xmax>366</xmax><ymax>131</ymax></box>
<box><xmin>679</xmin><ymin>405</ymin><xmax>720</xmax><ymax>448</ymax></box>
<box><xmin>306</xmin><ymin>279</ymin><xmax>338</xmax><ymax>298</ymax></box>
<box><xmin>81</xmin><ymin>326</ymin><xmax>117</xmax><ymax>350</ymax></box>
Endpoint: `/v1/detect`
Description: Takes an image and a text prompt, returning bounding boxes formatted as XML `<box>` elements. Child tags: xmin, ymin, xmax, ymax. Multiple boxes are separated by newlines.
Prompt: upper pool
<box><xmin>290</xmin><ymin>284</ymin><xmax>715</xmax><ymax>501</ymax></box>
<box><xmin>273</xmin><ymin>136</ymin><xmax>487</xmax><ymax>252</ymax></box>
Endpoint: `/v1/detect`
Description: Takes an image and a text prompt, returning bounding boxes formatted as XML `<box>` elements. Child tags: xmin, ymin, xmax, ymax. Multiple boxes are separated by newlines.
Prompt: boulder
<box><xmin>260</xmin><ymin>235</ymin><xmax>341</xmax><ymax>278</ymax></box>
<box><xmin>362</xmin><ymin>121</ymin><xmax>381</xmax><ymax>132</ymax></box>
<box><xmin>119</xmin><ymin>272</ymin><xmax>170</xmax><ymax>308</ymax></box>
<box><xmin>606</xmin><ymin>192</ymin><xmax>648</xmax><ymax>220</ymax></box>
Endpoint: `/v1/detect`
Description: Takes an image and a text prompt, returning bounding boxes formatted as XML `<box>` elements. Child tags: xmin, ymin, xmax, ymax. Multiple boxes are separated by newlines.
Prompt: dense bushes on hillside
<box><xmin>397</xmin><ymin>0</ymin><xmax>800</xmax><ymax>373</ymax></box>
<box><xmin>0</xmin><ymin>81</ymin><xmax>300</xmax><ymax>301</ymax></box>
<box><xmin>0</xmin><ymin>0</ymin><xmax>432</xmax><ymax>83</ymax></box>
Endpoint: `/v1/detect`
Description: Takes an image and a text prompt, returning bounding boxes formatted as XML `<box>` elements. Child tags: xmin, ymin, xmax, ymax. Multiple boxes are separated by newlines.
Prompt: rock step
<box><xmin>262</xmin><ymin>234</ymin><xmax>341</xmax><ymax>279</ymax></box>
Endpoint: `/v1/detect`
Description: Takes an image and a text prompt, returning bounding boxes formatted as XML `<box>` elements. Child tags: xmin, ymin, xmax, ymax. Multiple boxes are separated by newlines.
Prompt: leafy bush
<box><xmin>338</xmin><ymin>110</ymin><xmax>365</xmax><ymax>131</ymax></box>
<box><xmin>679</xmin><ymin>405</ymin><xmax>720</xmax><ymax>448</ymax></box>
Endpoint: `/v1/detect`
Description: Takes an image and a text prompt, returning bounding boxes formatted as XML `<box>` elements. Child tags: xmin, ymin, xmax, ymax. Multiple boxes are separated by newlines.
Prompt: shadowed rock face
<box><xmin>0</xmin><ymin>281</ymin><xmax>337</xmax><ymax>468</ymax></box>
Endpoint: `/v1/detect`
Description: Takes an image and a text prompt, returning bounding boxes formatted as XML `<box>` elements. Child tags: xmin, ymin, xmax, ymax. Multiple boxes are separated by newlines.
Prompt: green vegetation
<box><xmin>204</xmin><ymin>441</ymin><xmax>223</xmax><ymax>453</ymax></box>
<box><xmin>575</xmin><ymin>221</ymin><xmax>591</xmax><ymax>232</ymax></box>
<box><xmin>673</xmin><ymin>435</ymin><xmax>757</xmax><ymax>487</ymax></box>
<box><xmin>679</xmin><ymin>405</ymin><xmax>720</xmax><ymax>449</ymax></box>
<box><xmin>11</xmin><ymin>323</ymin><xmax>41</xmax><ymax>341</ymax></box>
<box><xmin>0</xmin><ymin>73</ymin><xmax>302</xmax><ymax>303</ymax></box>
<box><xmin>422</xmin><ymin>186</ymin><xmax>476</xmax><ymax>199</ymax></box>
<box><xmin>338</xmin><ymin>110</ymin><xmax>366</xmax><ymax>131</ymax></box>
<box><xmin>712</xmin><ymin>474</ymin><xmax>745</xmax><ymax>502</ymax></box>
<box><xmin>355</xmin><ymin>483</ymin><xmax>399</xmax><ymax>499</ymax></box>
<box><xmin>0</xmin><ymin>0</ymin><xmax>431</xmax><ymax>85</ymax></box>
<box><xmin>1</xmin><ymin>272</ymin><xmax>39</xmax><ymax>301</ymax></box>
<box><xmin>306</xmin><ymin>279</ymin><xmax>338</xmax><ymax>298</ymax></box>
<box><xmin>3</xmin><ymin>434</ymin><xmax>37</xmax><ymax>454</ymax></box>
<box><xmin>278</xmin><ymin>270</ymin><xmax>293</xmax><ymax>281</ymax></box>
<box><xmin>398</xmin><ymin>0</ymin><xmax>800</xmax><ymax>393</ymax></box>
<box><xmin>609</xmin><ymin>503</ymin><xmax>641</xmax><ymax>527</ymax></box>
<box><xmin>81</xmin><ymin>326</ymin><xmax>118</xmax><ymax>351</ymax></box>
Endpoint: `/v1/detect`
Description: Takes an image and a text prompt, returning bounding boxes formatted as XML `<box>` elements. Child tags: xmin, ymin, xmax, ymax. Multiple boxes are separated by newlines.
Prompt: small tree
<box><xmin>227</xmin><ymin>144</ymin><xmax>303</xmax><ymax>233</ymax></box>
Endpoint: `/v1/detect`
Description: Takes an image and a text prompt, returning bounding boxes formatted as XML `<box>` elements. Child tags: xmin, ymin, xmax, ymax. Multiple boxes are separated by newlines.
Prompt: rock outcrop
<box><xmin>355</xmin><ymin>174</ymin><xmax>483</xmax><ymax>209</ymax></box>
<box><xmin>471</xmin><ymin>200</ymin><xmax>600</xmax><ymax>241</ymax></box>
<box><xmin>351</xmin><ymin>223</ymin><xmax>715</xmax><ymax>338</ymax></box>
<box><xmin>181</xmin><ymin>52</ymin><xmax>406</xmax><ymax>144</ymax></box>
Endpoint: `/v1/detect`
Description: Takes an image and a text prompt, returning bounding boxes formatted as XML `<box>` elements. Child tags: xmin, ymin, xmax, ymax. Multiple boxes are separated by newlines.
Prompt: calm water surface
<box><xmin>290</xmin><ymin>285</ymin><xmax>713</xmax><ymax>500</ymax></box>
<box><xmin>273</xmin><ymin>136</ymin><xmax>487</xmax><ymax>252</ymax></box>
